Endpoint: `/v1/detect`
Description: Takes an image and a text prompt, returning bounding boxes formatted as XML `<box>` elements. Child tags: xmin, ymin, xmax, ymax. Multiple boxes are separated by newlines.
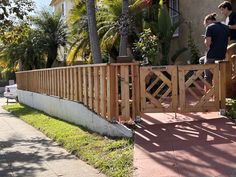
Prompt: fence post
<box><xmin>219</xmin><ymin>61</ymin><xmax>227</xmax><ymax>113</ymax></box>
<box><xmin>225</xmin><ymin>61</ymin><xmax>232</xmax><ymax>98</ymax></box>
<box><xmin>26</xmin><ymin>72</ymin><xmax>29</xmax><ymax>91</ymax></box>
<box><xmin>16</xmin><ymin>73</ymin><xmax>19</xmax><ymax>89</ymax></box>
<box><xmin>120</xmin><ymin>65</ymin><xmax>130</xmax><ymax>122</ymax></box>
<box><xmin>107</xmin><ymin>65</ymin><xmax>116</xmax><ymax>122</ymax></box>
<box><xmin>133</xmin><ymin>64</ymin><xmax>141</xmax><ymax>121</ymax></box>
<box><xmin>232</xmin><ymin>56</ymin><xmax>236</xmax><ymax>97</ymax></box>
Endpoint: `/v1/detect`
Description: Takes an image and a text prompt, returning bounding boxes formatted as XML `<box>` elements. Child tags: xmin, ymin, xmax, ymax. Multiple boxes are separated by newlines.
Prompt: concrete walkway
<box><xmin>0</xmin><ymin>98</ymin><xmax>106</xmax><ymax>177</ymax></box>
<box><xmin>134</xmin><ymin>112</ymin><xmax>236</xmax><ymax>177</ymax></box>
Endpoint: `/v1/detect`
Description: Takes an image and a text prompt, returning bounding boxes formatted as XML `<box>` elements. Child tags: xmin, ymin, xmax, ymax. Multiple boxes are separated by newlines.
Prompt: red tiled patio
<box><xmin>134</xmin><ymin>112</ymin><xmax>236</xmax><ymax>177</ymax></box>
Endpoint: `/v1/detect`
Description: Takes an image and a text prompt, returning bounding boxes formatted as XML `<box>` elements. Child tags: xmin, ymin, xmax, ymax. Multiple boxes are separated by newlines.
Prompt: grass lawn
<box><xmin>226</xmin><ymin>98</ymin><xmax>236</xmax><ymax>121</ymax></box>
<box><xmin>3</xmin><ymin>103</ymin><xmax>134</xmax><ymax>177</ymax></box>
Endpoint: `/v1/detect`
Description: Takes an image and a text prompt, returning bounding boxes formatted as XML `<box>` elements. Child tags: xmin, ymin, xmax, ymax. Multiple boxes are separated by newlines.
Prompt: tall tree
<box><xmin>119</xmin><ymin>0</ymin><xmax>129</xmax><ymax>56</ymax></box>
<box><xmin>67</xmin><ymin>0</ymin><xmax>159</xmax><ymax>63</ymax></box>
<box><xmin>0</xmin><ymin>0</ymin><xmax>34</xmax><ymax>32</ymax></box>
<box><xmin>0</xmin><ymin>25</ymin><xmax>45</xmax><ymax>71</ymax></box>
<box><xmin>86</xmin><ymin>0</ymin><xmax>102</xmax><ymax>63</ymax></box>
<box><xmin>32</xmin><ymin>10</ymin><xmax>67</xmax><ymax>68</ymax></box>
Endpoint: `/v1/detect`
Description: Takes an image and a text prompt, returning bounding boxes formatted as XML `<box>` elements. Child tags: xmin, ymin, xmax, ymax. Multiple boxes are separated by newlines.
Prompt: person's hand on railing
<box><xmin>227</xmin><ymin>42</ymin><xmax>236</xmax><ymax>50</ymax></box>
<box><xmin>231</xmin><ymin>54</ymin><xmax>236</xmax><ymax>59</ymax></box>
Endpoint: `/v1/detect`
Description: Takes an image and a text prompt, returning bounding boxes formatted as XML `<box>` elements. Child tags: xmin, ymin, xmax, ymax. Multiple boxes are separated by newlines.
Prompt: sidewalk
<box><xmin>134</xmin><ymin>112</ymin><xmax>236</xmax><ymax>177</ymax></box>
<box><xmin>0</xmin><ymin>98</ymin><xmax>106</xmax><ymax>177</ymax></box>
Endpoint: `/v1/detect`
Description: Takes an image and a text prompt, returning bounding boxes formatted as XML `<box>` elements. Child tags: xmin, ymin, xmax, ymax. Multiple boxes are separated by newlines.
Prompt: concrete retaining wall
<box><xmin>0</xmin><ymin>87</ymin><xmax>5</xmax><ymax>94</ymax></box>
<box><xmin>17</xmin><ymin>90</ymin><xmax>133</xmax><ymax>138</ymax></box>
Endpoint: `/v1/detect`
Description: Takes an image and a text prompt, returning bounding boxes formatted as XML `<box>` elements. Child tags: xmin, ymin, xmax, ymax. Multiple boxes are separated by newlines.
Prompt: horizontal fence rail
<box><xmin>16</xmin><ymin>63</ymin><xmax>140</xmax><ymax>123</ymax></box>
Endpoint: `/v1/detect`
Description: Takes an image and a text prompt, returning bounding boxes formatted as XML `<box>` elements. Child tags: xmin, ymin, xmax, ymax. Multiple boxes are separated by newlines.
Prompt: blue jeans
<box><xmin>199</xmin><ymin>56</ymin><xmax>215</xmax><ymax>84</ymax></box>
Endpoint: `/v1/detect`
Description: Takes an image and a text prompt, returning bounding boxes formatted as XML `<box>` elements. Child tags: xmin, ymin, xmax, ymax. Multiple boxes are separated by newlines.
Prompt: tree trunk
<box><xmin>86</xmin><ymin>0</ymin><xmax>102</xmax><ymax>63</ymax></box>
<box><xmin>46</xmin><ymin>47</ymin><xmax>57</xmax><ymax>68</ymax></box>
<box><xmin>119</xmin><ymin>0</ymin><xmax>129</xmax><ymax>56</ymax></box>
<box><xmin>18</xmin><ymin>59</ymin><xmax>23</xmax><ymax>71</ymax></box>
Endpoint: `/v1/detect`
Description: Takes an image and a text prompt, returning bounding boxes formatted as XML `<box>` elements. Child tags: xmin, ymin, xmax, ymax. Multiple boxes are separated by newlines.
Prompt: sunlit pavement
<box><xmin>0</xmin><ymin>97</ymin><xmax>106</xmax><ymax>177</ymax></box>
<box><xmin>134</xmin><ymin>112</ymin><xmax>236</xmax><ymax>177</ymax></box>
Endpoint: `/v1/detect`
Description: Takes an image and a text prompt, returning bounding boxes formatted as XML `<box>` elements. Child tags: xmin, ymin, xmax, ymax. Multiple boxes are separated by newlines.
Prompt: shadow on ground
<box><xmin>135</xmin><ymin>116</ymin><xmax>236</xmax><ymax>177</ymax></box>
<box><xmin>0</xmin><ymin>137</ymin><xmax>74</xmax><ymax>177</ymax></box>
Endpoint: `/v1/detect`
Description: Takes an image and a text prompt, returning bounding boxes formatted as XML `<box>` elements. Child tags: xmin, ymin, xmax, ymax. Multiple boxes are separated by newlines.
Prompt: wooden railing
<box><xmin>231</xmin><ymin>55</ymin><xmax>236</xmax><ymax>80</ymax></box>
<box><xmin>16</xmin><ymin>63</ymin><xmax>140</xmax><ymax>123</ymax></box>
<box><xmin>140</xmin><ymin>62</ymin><xmax>227</xmax><ymax>113</ymax></box>
<box><xmin>225</xmin><ymin>43</ymin><xmax>236</xmax><ymax>97</ymax></box>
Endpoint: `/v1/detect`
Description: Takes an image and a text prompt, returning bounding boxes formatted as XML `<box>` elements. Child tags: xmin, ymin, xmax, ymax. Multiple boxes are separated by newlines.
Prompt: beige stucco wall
<box><xmin>172</xmin><ymin>0</ymin><xmax>226</xmax><ymax>64</ymax></box>
<box><xmin>52</xmin><ymin>0</ymin><xmax>74</xmax><ymax>17</ymax></box>
<box><xmin>50</xmin><ymin>0</ymin><xmax>74</xmax><ymax>62</ymax></box>
<box><xmin>66</xmin><ymin>0</ymin><xmax>74</xmax><ymax>13</ymax></box>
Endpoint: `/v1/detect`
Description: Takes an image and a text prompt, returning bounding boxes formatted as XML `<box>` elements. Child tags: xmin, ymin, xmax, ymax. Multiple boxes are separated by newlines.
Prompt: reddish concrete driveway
<box><xmin>134</xmin><ymin>112</ymin><xmax>236</xmax><ymax>177</ymax></box>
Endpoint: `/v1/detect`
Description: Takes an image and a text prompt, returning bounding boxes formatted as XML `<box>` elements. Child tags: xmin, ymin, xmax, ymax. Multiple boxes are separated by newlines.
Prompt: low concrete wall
<box><xmin>17</xmin><ymin>90</ymin><xmax>133</xmax><ymax>138</ymax></box>
<box><xmin>0</xmin><ymin>87</ymin><xmax>5</xmax><ymax>94</ymax></box>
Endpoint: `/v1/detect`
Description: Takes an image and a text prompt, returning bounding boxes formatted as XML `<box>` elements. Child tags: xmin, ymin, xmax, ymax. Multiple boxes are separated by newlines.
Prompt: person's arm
<box><xmin>228</xmin><ymin>24</ymin><xmax>236</xmax><ymax>29</ymax></box>
<box><xmin>228</xmin><ymin>14</ymin><xmax>236</xmax><ymax>29</ymax></box>
<box><xmin>204</xmin><ymin>37</ymin><xmax>212</xmax><ymax>51</ymax></box>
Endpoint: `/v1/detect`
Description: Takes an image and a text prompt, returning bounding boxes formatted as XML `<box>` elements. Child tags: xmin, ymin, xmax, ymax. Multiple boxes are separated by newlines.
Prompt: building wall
<box><xmin>51</xmin><ymin>0</ymin><xmax>74</xmax><ymax>17</ymax></box>
<box><xmin>50</xmin><ymin>0</ymin><xmax>75</xmax><ymax>63</ymax></box>
<box><xmin>172</xmin><ymin>0</ymin><xmax>225</xmax><ymax>64</ymax></box>
<box><xmin>66</xmin><ymin>0</ymin><xmax>74</xmax><ymax>14</ymax></box>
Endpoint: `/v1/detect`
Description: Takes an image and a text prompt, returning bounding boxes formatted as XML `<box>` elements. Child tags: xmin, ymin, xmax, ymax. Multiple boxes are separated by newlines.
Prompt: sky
<box><xmin>34</xmin><ymin>0</ymin><xmax>51</xmax><ymax>11</ymax></box>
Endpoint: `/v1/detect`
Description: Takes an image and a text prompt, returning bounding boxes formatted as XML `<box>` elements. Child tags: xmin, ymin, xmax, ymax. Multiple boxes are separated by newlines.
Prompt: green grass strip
<box><xmin>3</xmin><ymin>103</ymin><xmax>134</xmax><ymax>177</ymax></box>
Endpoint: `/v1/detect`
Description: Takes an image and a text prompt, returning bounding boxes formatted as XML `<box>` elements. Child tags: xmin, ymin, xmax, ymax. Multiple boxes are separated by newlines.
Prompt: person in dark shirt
<box><xmin>218</xmin><ymin>1</ymin><xmax>236</xmax><ymax>42</ymax></box>
<box><xmin>200</xmin><ymin>13</ymin><xmax>229</xmax><ymax>84</ymax></box>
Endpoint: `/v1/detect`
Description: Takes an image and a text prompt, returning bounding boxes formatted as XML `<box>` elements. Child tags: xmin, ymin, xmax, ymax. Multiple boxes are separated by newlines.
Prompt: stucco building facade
<box><xmin>172</xmin><ymin>0</ymin><xmax>236</xmax><ymax>64</ymax></box>
<box><xmin>49</xmin><ymin>0</ymin><xmax>236</xmax><ymax>64</ymax></box>
<box><xmin>49</xmin><ymin>0</ymin><xmax>75</xmax><ymax>64</ymax></box>
<box><xmin>50</xmin><ymin>0</ymin><xmax>74</xmax><ymax>17</ymax></box>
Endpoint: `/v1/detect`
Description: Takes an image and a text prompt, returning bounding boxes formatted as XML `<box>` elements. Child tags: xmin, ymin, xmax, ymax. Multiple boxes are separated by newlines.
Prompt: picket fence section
<box><xmin>16</xmin><ymin>63</ymin><xmax>140</xmax><ymax>123</ymax></box>
<box><xmin>16</xmin><ymin>60</ymin><xmax>230</xmax><ymax>123</ymax></box>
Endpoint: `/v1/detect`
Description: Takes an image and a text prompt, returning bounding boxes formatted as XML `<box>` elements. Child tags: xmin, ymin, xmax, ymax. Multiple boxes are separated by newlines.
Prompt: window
<box><xmin>168</xmin><ymin>0</ymin><xmax>179</xmax><ymax>36</ymax></box>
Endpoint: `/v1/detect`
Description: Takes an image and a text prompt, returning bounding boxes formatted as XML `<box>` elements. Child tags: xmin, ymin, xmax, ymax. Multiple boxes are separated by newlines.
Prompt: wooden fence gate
<box><xmin>140</xmin><ymin>63</ymin><xmax>226</xmax><ymax>113</ymax></box>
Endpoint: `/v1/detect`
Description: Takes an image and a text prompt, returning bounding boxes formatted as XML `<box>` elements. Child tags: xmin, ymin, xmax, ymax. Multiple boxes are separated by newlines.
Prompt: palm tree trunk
<box><xmin>46</xmin><ymin>47</ymin><xmax>57</xmax><ymax>68</ymax></box>
<box><xmin>119</xmin><ymin>0</ymin><xmax>129</xmax><ymax>56</ymax></box>
<box><xmin>18</xmin><ymin>59</ymin><xmax>23</xmax><ymax>71</ymax></box>
<box><xmin>86</xmin><ymin>0</ymin><xmax>102</xmax><ymax>63</ymax></box>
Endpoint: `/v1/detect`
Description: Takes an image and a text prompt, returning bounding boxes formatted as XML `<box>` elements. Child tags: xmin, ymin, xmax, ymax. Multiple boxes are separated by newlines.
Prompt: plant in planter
<box><xmin>187</xmin><ymin>22</ymin><xmax>200</xmax><ymax>64</ymax></box>
<box><xmin>157</xmin><ymin>0</ymin><xmax>187</xmax><ymax>65</ymax></box>
<box><xmin>133</xmin><ymin>28</ymin><xmax>159</xmax><ymax>65</ymax></box>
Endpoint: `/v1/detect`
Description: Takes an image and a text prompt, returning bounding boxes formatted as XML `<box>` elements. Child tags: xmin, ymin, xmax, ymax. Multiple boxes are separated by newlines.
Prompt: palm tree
<box><xmin>86</xmin><ymin>0</ymin><xmax>102</xmax><ymax>63</ymax></box>
<box><xmin>0</xmin><ymin>29</ymin><xmax>46</xmax><ymax>71</ymax></box>
<box><xmin>99</xmin><ymin>0</ymin><xmax>156</xmax><ymax>58</ymax></box>
<box><xmin>67</xmin><ymin>0</ymin><xmax>90</xmax><ymax>64</ymax></box>
<box><xmin>68</xmin><ymin>0</ymin><xmax>139</xmax><ymax>62</ymax></box>
<box><xmin>119</xmin><ymin>0</ymin><xmax>129</xmax><ymax>56</ymax></box>
<box><xmin>117</xmin><ymin>0</ymin><xmax>157</xmax><ymax>57</ymax></box>
<box><xmin>67</xmin><ymin>0</ymin><xmax>160</xmax><ymax>63</ymax></box>
<box><xmin>32</xmin><ymin>10</ymin><xmax>67</xmax><ymax>68</ymax></box>
<box><xmin>96</xmin><ymin>0</ymin><xmax>122</xmax><ymax>61</ymax></box>
<box><xmin>0</xmin><ymin>23</ymin><xmax>46</xmax><ymax>71</ymax></box>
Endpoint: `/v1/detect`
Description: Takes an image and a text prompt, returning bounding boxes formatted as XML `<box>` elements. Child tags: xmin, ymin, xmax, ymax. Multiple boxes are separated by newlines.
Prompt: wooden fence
<box><xmin>16</xmin><ymin>60</ymin><xmax>231</xmax><ymax>123</ymax></box>
<box><xmin>140</xmin><ymin>62</ymin><xmax>227</xmax><ymax>113</ymax></box>
<box><xmin>16</xmin><ymin>63</ymin><xmax>140</xmax><ymax>123</ymax></box>
<box><xmin>225</xmin><ymin>43</ymin><xmax>236</xmax><ymax>97</ymax></box>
